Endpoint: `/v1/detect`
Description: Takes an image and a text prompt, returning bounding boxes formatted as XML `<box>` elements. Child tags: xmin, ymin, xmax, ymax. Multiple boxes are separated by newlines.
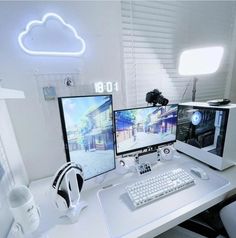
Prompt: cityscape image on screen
<box><xmin>58</xmin><ymin>95</ymin><xmax>115</xmax><ymax>180</ymax></box>
<box><xmin>114</xmin><ymin>105</ymin><xmax>178</xmax><ymax>155</ymax></box>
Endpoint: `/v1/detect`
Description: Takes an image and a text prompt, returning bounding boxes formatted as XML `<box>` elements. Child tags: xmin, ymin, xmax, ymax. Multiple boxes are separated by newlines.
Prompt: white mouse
<box><xmin>190</xmin><ymin>167</ymin><xmax>209</xmax><ymax>180</ymax></box>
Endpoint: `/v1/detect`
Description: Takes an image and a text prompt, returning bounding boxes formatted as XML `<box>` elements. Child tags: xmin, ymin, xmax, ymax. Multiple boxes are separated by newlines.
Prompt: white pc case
<box><xmin>175</xmin><ymin>102</ymin><xmax>236</xmax><ymax>170</ymax></box>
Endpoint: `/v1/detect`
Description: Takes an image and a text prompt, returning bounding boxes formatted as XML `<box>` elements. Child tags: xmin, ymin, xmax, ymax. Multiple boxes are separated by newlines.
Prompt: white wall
<box><xmin>0</xmin><ymin>1</ymin><xmax>124</xmax><ymax>181</ymax></box>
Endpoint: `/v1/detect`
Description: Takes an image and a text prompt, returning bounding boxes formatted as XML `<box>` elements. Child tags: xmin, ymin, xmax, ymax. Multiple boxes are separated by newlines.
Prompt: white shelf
<box><xmin>0</xmin><ymin>87</ymin><xmax>25</xmax><ymax>99</ymax></box>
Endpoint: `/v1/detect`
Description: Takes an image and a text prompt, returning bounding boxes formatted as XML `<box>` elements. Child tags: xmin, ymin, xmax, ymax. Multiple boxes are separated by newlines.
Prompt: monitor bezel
<box><xmin>58</xmin><ymin>94</ymin><xmax>116</xmax><ymax>181</ymax></box>
<box><xmin>114</xmin><ymin>104</ymin><xmax>178</xmax><ymax>156</ymax></box>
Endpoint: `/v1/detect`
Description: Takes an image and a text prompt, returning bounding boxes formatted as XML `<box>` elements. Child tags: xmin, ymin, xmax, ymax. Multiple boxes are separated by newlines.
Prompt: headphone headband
<box><xmin>52</xmin><ymin>162</ymin><xmax>73</xmax><ymax>188</ymax></box>
<box><xmin>57</xmin><ymin>165</ymin><xmax>83</xmax><ymax>190</ymax></box>
<box><xmin>52</xmin><ymin>162</ymin><xmax>82</xmax><ymax>189</ymax></box>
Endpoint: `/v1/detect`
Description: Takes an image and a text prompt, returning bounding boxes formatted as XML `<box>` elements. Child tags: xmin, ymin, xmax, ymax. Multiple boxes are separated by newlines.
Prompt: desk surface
<box><xmin>30</xmin><ymin>154</ymin><xmax>236</xmax><ymax>238</ymax></box>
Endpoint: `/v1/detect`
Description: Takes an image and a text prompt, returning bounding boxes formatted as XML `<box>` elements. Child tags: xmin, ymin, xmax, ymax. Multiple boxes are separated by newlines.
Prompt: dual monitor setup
<box><xmin>58</xmin><ymin>94</ymin><xmax>235</xmax><ymax>181</ymax></box>
<box><xmin>58</xmin><ymin>94</ymin><xmax>178</xmax><ymax>181</ymax></box>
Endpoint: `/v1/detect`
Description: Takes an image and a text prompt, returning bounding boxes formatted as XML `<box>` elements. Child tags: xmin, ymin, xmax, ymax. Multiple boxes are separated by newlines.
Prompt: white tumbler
<box><xmin>8</xmin><ymin>185</ymin><xmax>40</xmax><ymax>235</ymax></box>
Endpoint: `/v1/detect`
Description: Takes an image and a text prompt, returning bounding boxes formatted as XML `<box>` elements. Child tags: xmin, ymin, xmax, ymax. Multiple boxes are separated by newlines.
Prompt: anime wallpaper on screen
<box><xmin>115</xmin><ymin>105</ymin><xmax>178</xmax><ymax>155</ymax></box>
<box><xmin>60</xmin><ymin>95</ymin><xmax>115</xmax><ymax>180</ymax></box>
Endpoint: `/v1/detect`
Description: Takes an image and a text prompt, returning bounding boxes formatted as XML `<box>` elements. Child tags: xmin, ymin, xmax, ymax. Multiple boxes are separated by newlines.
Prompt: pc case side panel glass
<box><xmin>177</xmin><ymin>105</ymin><xmax>229</xmax><ymax>157</ymax></box>
<box><xmin>59</xmin><ymin>95</ymin><xmax>116</xmax><ymax>180</ymax></box>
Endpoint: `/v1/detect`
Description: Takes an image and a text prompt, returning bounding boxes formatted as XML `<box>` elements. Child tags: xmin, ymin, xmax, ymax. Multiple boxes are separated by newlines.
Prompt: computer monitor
<box><xmin>114</xmin><ymin>104</ymin><xmax>178</xmax><ymax>155</ymax></box>
<box><xmin>58</xmin><ymin>95</ymin><xmax>116</xmax><ymax>180</ymax></box>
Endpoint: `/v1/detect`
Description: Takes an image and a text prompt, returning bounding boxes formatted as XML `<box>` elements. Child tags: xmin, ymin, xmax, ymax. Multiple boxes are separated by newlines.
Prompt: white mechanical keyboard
<box><xmin>126</xmin><ymin>168</ymin><xmax>195</xmax><ymax>208</ymax></box>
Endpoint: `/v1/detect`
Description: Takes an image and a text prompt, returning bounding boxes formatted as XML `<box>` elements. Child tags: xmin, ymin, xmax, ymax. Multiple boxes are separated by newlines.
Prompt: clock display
<box><xmin>94</xmin><ymin>81</ymin><xmax>119</xmax><ymax>93</ymax></box>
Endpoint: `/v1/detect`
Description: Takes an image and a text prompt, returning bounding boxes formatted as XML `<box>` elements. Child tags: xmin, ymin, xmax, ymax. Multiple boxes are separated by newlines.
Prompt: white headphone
<box><xmin>52</xmin><ymin>162</ymin><xmax>84</xmax><ymax>211</ymax></box>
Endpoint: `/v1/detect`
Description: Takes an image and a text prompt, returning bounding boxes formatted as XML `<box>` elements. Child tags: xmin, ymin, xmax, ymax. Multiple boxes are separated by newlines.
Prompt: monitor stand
<box><xmin>58</xmin><ymin>200</ymin><xmax>88</xmax><ymax>224</ymax></box>
<box><xmin>137</xmin><ymin>149</ymin><xmax>161</xmax><ymax>165</ymax></box>
<box><xmin>116</xmin><ymin>144</ymin><xmax>178</xmax><ymax>176</ymax></box>
<box><xmin>116</xmin><ymin>149</ymin><xmax>161</xmax><ymax>175</ymax></box>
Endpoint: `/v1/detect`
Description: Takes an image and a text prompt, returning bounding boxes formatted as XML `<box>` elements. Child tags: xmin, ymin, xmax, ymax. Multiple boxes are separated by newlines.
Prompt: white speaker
<box><xmin>8</xmin><ymin>185</ymin><xmax>40</xmax><ymax>235</ymax></box>
<box><xmin>116</xmin><ymin>157</ymin><xmax>136</xmax><ymax>174</ymax></box>
<box><xmin>160</xmin><ymin>146</ymin><xmax>174</xmax><ymax>161</ymax></box>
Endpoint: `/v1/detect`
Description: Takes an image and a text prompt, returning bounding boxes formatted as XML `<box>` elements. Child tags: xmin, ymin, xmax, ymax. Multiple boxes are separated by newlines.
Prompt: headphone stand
<box><xmin>58</xmin><ymin>200</ymin><xmax>88</xmax><ymax>224</ymax></box>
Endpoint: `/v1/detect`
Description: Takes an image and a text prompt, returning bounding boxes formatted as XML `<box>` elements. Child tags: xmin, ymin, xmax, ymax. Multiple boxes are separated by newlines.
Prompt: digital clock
<box><xmin>94</xmin><ymin>81</ymin><xmax>119</xmax><ymax>93</ymax></box>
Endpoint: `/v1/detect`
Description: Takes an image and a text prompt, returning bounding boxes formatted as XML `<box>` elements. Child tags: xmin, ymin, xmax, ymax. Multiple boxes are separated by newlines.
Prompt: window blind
<box><xmin>121</xmin><ymin>1</ymin><xmax>236</xmax><ymax>107</ymax></box>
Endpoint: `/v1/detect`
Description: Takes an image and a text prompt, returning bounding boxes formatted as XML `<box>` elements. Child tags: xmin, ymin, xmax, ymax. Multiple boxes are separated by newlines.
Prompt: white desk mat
<box><xmin>98</xmin><ymin>162</ymin><xmax>230</xmax><ymax>238</ymax></box>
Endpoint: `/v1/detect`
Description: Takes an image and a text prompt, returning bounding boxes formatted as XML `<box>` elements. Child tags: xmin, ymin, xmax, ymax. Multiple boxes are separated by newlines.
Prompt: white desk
<box><xmin>30</xmin><ymin>154</ymin><xmax>236</xmax><ymax>238</ymax></box>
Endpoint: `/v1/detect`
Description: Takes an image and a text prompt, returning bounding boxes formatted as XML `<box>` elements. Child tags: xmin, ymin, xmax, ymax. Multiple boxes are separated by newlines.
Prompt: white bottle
<box><xmin>8</xmin><ymin>185</ymin><xmax>40</xmax><ymax>235</ymax></box>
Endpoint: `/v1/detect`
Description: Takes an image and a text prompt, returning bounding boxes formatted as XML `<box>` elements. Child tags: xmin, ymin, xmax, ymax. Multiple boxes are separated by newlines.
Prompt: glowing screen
<box><xmin>114</xmin><ymin>105</ymin><xmax>178</xmax><ymax>155</ymax></box>
<box><xmin>58</xmin><ymin>95</ymin><xmax>115</xmax><ymax>180</ymax></box>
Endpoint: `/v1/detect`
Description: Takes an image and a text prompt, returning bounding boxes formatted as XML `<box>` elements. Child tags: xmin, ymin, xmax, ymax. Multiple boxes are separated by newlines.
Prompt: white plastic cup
<box><xmin>8</xmin><ymin>185</ymin><xmax>40</xmax><ymax>234</ymax></box>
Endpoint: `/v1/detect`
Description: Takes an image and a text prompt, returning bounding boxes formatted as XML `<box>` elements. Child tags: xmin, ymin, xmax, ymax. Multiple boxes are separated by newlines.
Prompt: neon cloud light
<box><xmin>18</xmin><ymin>13</ymin><xmax>86</xmax><ymax>57</ymax></box>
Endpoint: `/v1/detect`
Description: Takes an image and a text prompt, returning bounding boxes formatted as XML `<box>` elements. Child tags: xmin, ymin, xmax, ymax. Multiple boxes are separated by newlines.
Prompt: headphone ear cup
<box><xmin>76</xmin><ymin>174</ymin><xmax>83</xmax><ymax>192</ymax></box>
<box><xmin>57</xmin><ymin>190</ymin><xmax>70</xmax><ymax>209</ymax></box>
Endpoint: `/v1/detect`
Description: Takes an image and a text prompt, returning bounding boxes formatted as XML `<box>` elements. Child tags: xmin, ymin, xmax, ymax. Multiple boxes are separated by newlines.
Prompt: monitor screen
<box><xmin>58</xmin><ymin>95</ymin><xmax>116</xmax><ymax>180</ymax></box>
<box><xmin>114</xmin><ymin>105</ymin><xmax>178</xmax><ymax>155</ymax></box>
